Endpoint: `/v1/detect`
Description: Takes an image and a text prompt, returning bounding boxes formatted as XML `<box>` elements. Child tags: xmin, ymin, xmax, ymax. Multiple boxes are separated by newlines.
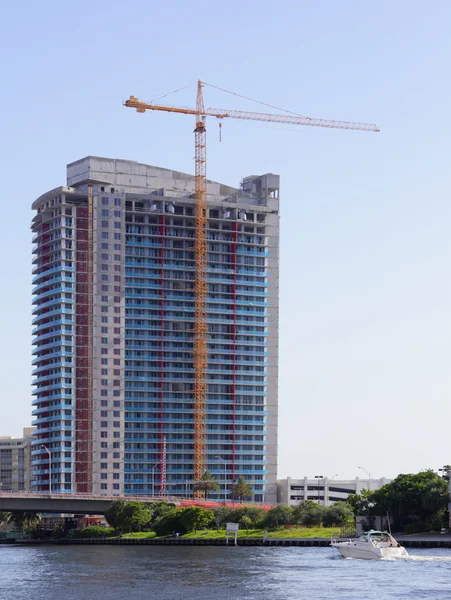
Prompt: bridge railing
<box><xmin>0</xmin><ymin>492</ymin><xmax>274</xmax><ymax>509</ymax></box>
<box><xmin>0</xmin><ymin>492</ymin><xmax>178</xmax><ymax>502</ymax></box>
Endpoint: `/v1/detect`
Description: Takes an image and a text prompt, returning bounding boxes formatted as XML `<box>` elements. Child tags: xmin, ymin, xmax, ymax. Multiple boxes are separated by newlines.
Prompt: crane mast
<box><xmin>124</xmin><ymin>81</ymin><xmax>379</xmax><ymax>498</ymax></box>
<box><xmin>193</xmin><ymin>82</ymin><xmax>208</xmax><ymax>487</ymax></box>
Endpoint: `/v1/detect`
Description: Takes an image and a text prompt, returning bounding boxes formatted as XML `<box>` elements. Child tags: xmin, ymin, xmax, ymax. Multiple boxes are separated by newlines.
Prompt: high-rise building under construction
<box><xmin>31</xmin><ymin>157</ymin><xmax>279</xmax><ymax>502</ymax></box>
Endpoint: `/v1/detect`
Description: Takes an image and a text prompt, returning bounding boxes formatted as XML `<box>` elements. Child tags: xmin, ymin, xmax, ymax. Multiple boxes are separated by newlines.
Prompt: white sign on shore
<box><xmin>226</xmin><ymin>522</ymin><xmax>239</xmax><ymax>545</ymax></box>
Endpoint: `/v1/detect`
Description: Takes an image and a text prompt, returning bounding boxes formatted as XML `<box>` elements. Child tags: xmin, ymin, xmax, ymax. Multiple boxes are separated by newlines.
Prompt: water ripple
<box><xmin>1</xmin><ymin>546</ymin><xmax>451</xmax><ymax>599</ymax></box>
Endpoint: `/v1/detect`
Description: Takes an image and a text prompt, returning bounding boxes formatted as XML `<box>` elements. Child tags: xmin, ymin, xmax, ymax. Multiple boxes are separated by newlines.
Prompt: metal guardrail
<box><xmin>0</xmin><ymin>492</ymin><xmax>178</xmax><ymax>502</ymax></box>
<box><xmin>0</xmin><ymin>492</ymin><xmax>275</xmax><ymax>509</ymax></box>
<box><xmin>340</xmin><ymin>523</ymin><xmax>357</xmax><ymax>538</ymax></box>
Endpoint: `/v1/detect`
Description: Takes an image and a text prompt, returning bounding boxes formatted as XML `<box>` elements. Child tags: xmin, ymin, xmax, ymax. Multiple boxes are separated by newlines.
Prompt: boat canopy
<box><xmin>358</xmin><ymin>531</ymin><xmax>393</xmax><ymax>541</ymax></box>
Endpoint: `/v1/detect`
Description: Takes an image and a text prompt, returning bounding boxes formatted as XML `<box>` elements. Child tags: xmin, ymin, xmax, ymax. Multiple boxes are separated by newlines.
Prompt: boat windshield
<box><xmin>359</xmin><ymin>531</ymin><xmax>392</xmax><ymax>542</ymax></box>
<box><xmin>370</xmin><ymin>531</ymin><xmax>391</xmax><ymax>542</ymax></box>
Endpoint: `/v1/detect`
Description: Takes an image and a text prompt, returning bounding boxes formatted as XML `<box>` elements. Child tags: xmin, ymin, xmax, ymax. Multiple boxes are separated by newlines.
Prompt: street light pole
<box><xmin>151</xmin><ymin>463</ymin><xmax>159</xmax><ymax>497</ymax></box>
<box><xmin>314</xmin><ymin>475</ymin><xmax>324</xmax><ymax>506</ymax></box>
<box><xmin>325</xmin><ymin>474</ymin><xmax>338</xmax><ymax>507</ymax></box>
<box><xmin>215</xmin><ymin>455</ymin><xmax>227</xmax><ymax>502</ymax></box>
<box><xmin>358</xmin><ymin>466</ymin><xmax>371</xmax><ymax>491</ymax></box>
<box><xmin>42</xmin><ymin>445</ymin><xmax>52</xmax><ymax>495</ymax></box>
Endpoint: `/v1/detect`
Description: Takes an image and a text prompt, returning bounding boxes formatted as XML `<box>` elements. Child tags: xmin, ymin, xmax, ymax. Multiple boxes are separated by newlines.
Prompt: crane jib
<box><xmin>124</xmin><ymin>98</ymin><xmax>379</xmax><ymax>132</ymax></box>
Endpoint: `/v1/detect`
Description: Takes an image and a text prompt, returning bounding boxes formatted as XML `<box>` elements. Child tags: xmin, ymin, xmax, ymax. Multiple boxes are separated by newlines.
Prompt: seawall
<box><xmin>3</xmin><ymin>536</ymin><xmax>451</xmax><ymax>548</ymax></box>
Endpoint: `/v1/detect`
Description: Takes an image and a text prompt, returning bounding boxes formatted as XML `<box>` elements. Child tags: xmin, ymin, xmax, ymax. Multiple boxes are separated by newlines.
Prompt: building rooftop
<box><xmin>32</xmin><ymin>157</ymin><xmax>280</xmax><ymax>211</ymax></box>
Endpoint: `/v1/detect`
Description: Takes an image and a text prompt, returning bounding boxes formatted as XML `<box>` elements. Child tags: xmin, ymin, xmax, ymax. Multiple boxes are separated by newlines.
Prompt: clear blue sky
<box><xmin>1</xmin><ymin>0</ymin><xmax>450</xmax><ymax>481</ymax></box>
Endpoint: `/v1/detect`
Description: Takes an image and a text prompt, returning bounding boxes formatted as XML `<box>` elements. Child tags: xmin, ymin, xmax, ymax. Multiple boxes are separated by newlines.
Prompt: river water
<box><xmin>1</xmin><ymin>545</ymin><xmax>451</xmax><ymax>599</ymax></box>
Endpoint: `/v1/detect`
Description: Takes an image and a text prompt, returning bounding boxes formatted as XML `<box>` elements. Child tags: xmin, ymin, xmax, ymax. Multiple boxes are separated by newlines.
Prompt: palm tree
<box><xmin>231</xmin><ymin>476</ymin><xmax>252</xmax><ymax>503</ymax></box>
<box><xmin>0</xmin><ymin>512</ymin><xmax>11</xmax><ymax>526</ymax></box>
<box><xmin>10</xmin><ymin>512</ymin><xmax>41</xmax><ymax>533</ymax></box>
<box><xmin>193</xmin><ymin>470</ymin><xmax>220</xmax><ymax>500</ymax></box>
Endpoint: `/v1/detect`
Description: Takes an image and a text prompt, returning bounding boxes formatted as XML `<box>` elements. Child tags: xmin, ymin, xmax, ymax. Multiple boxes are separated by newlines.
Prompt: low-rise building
<box><xmin>277</xmin><ymin>476</ymin><xmax>391</xmax><ymax>507</ymax></box>
<box><xmin>0</xmin><ymin>427</ymin><xmax>35</xmax><ymax>492</ymax></box>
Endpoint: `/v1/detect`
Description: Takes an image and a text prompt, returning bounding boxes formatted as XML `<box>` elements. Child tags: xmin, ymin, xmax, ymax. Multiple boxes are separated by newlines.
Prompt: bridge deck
<box><xmin>0</xmin><ymin>493</ymin><xmax>272</xmax><ymax>514</ymax></box>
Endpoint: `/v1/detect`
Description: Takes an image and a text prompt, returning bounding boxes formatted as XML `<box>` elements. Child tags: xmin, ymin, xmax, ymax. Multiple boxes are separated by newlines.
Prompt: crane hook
<box><xmin>219</xmin><ymin>121</ymin><xmax>222</xmax><ymax>142</ymax></box>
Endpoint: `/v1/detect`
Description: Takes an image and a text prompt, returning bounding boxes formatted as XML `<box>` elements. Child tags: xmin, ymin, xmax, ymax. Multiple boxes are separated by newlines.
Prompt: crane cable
<box><xmin>149</xmin><ymin>82</ymin><xmax>196</xmax><ymax>104</ymax></box>
<box><xmin>148</xmin><ymin>80</ymin><xmax>313</xmax><ymax>121</ymax></box>
<box><xmin>202</xmin><ymin>80</ymin><xmax>312</xmax><ymax>119</ymax></box>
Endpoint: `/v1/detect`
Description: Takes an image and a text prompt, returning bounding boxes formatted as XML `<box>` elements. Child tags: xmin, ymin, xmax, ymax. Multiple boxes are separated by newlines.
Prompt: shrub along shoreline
<box><xmin>4</xmin><ymin>469</ymin><xmax>449</xmax><ymax>541</ymax></box>
<box><xmin>121</xmin><ymin>527</ymin><xmax>340</xmax><ymax>540</ymax></box>
<box><xmin>70</xmin><ymin>500</ymin><xmax>350</xmax><ymax>540</ymax></box>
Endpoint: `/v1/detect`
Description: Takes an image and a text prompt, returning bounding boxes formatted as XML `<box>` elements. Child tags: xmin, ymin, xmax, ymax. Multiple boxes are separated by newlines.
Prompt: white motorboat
<box><xmin>331</xmin><ymin>530</ymin><xmax>409</xmax><ymax>560</ymax></box>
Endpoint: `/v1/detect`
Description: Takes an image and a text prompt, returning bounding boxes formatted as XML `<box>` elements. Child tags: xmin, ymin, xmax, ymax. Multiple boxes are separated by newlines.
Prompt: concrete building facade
<box><xmin>0</xmin><ymin>428</ymin><xmax>35</xmax><ymax>492</ymax></box>
<box><xmin>277</xmin><ymin>476</ymin><xmax>391</xmax><ymax>507</ymax></box>
<box><xmin>31</xmin><ymin>157</ymin><xmax>279</xmax><ymax>502</ymax></box>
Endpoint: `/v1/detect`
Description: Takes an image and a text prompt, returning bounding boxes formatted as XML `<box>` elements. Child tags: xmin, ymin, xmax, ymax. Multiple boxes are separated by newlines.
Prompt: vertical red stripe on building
<box><xmin>231</xmin><ymin>221</ymin><xmax>238</xmax><ymax>482</ymax></box>
<box><xmin>75</xmin><ymin>207</ymin><xmax>91</xmax><ymax>493</ymax></box>
<box><xmin>158</xmin><ymin>214</ymin><xmax>165</xmax><ymax>492</ymax></box>
<box><xmin>38</xmin><ymin>224</ymin><xmax>52</xmax><ymax>489</ymax></box>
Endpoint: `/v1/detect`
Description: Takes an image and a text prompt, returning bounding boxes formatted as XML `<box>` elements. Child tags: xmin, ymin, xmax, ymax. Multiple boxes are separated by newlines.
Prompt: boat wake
<box><xmin>340</xmin><ymin>554</ymin><xmax>451</xmax><ymax>562</ymax></box>
<box><xmin>406</xmin><ymin>555</ymin><xmax>451</xmax><ymax>562</ymax></box>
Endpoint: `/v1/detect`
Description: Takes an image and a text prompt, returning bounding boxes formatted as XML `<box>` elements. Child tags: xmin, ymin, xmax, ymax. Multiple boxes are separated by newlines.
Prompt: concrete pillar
<box><xmin>356</xmin><ymin>476</ymin><xmax>361</xmax><ymax>495</ymax></box>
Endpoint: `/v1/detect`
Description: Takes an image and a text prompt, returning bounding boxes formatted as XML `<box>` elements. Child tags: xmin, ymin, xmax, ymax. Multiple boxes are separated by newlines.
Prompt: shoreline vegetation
<box><xmin>3</xmin><ymin>470</ymin><xmax>449</xmax><ymax>543</ymax></box>
<box><xmin>120</xmin><ymin>527</ymin><xmax>341</xmax><ymax>540</ymax></box>
<box><xmin>0</xmin><ymin>499</ymin><xmax>355</xmax><ymax>542</ymax></box>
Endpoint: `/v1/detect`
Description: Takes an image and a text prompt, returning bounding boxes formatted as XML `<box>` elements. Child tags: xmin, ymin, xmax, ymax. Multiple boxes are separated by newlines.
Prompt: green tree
<box><xmin>10</xmin><ymin>512</ymin><xmax>41</xmax><ymax>532</ymax></box>
<box><xmin>371</xmin><ymin>470</ymin><xmax>448</xmax><ymax>528</ymax></box>
<box><xmin>149</xmin><ymin>501</ymin><xmax>176</xmax><ymax>521</ymax></box>
<box><xmin>120</xmin><ymin>501</ymin><xmax>152</xmax><ymax>532</ymax></box>
<box><xmin>105</xmin><ymin>500</ymin><xmax>151</xmax><ymax>532</ymax></box>
<box><xmin>105</xmin><ymin>500</ymin><xmax>127</xmax><ymax>529</ymax></box>
<box><xmin>301</xmin><ymin>504</ymin><xmax>323</xmax><ymax>527</ymax></box>
<box><xmin>153</xmin><ymin>507</ymin><xmax>213</xmax><ymax>535</ymax></box>
<box><xmin>241</xmin><ymin>506</ymin><xmax>265</xmax><ymax>528</ymax></box>
<box><xmin>179</xmin><ymin>506</ymin><xmax>214</xmax><ymax>533</ymax></box>
<box><xmin>264</xmin><ymin>505</ymin><xmax>293</xmax><ymax>528</ymax></box>
<box><xmin>228</xmin><ymin>506</ymin><xmax>263</xmax><ymax>526</ymax></box>
<box><xmin>346</xmin><ymin>489</ymin><xmax>375</xmax><ymax>516</ymax></box>
<box><xmin>0</xmin><ymin>512</ymin><xmax>11</xmax><ymax>526</ymax></box>
<box><xmin>292</xmin><ymin>501</ymin><xmax>318</xmax><ymax>526</ymax></box>
<box><xmin>240</xmin><ymin>515</ymin><xmax>252</xmax><ymax>533</ymax></box>
<box><xmin>212</xmin><ymin>507</ymin><xmax>232</xmax><ymax>531</ymax></box>
<box><xmin>193</xmin><ymin>470</ymin><xmax>220</xmax><ymax>500</ymax></box>
<box><xmin>152</xmin><ymin>509</ymin><xmax>180</xmax><ymax>536</ymax></box>
<box><xmin>230</xmin><ymin>476</ymin><xmax>252</xmax><ymax>503</ymax></box>
<box><xmin>322</xmin><ymin>502</ymin><xmax>354</xmax><ymax>527</ymax></box>
<box><xmin>51</xmin><ymin>523</ymin><xmax>66</xmax><ymax>540</ymax></box>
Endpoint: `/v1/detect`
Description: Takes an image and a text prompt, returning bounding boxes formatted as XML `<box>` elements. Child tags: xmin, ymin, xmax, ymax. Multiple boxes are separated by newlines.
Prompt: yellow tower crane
<box><xmin>124</xmin><ymin>81</ymin><xmax>379</xmax><ymax>494</ymax></box>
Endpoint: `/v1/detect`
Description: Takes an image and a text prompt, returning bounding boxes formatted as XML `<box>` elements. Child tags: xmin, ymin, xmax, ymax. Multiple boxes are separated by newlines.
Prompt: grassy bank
<box><xmin>122</xmin><ymin>527</ymin><xmax>340</xmax><ymax>540</ymax></box>
<box><xmin>182</xmin><ymin>527</ymin><xmax>340</xmax><ymax>539</ymax></box>
<box><xmin>121</xmin><ymin>532</ymin><xmax>157</xmax><ymax>539</ymax></box>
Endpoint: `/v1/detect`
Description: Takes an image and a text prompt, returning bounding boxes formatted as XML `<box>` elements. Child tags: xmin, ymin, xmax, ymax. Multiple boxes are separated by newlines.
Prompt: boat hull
<box><xmin>331</xmin><ymin>543</ymin><xmax>409</xmax><ymax>560</ymax></box>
